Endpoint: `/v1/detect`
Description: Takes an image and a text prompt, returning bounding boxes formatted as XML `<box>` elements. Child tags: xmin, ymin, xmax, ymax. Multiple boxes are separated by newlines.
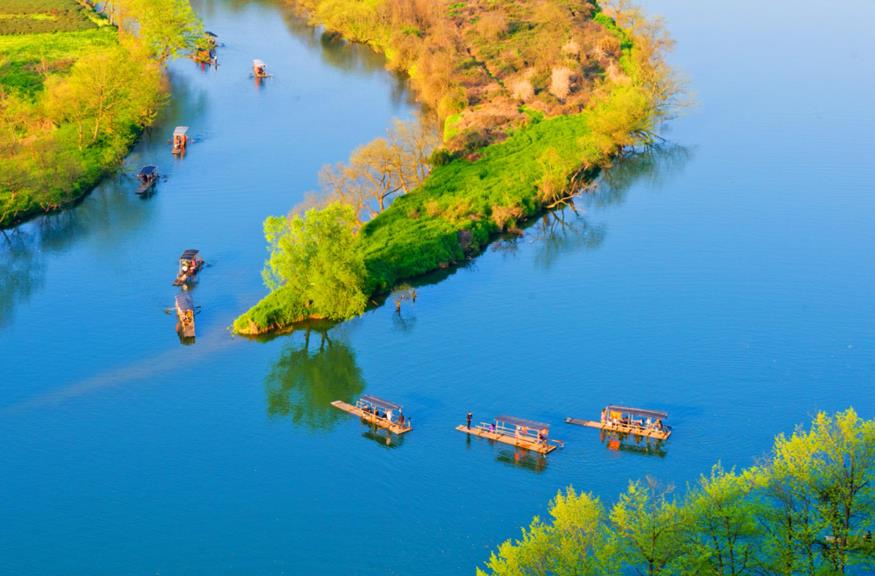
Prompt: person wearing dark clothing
<box><xmin>466</xmin><ymin>412</ymin><xmax>473</xmax><ymax>429</ymax></box>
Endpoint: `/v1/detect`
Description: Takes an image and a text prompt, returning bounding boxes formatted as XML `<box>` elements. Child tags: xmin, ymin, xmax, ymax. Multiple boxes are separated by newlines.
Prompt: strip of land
<box><xmin>0</xmin><ymin>0</ymin><xmax>201</xmax><ymax>228</ymax></box>
<box><xmin>234</xmin><ymin>0</ymin><xmax>679</xmax><ymax>335</ymax></box>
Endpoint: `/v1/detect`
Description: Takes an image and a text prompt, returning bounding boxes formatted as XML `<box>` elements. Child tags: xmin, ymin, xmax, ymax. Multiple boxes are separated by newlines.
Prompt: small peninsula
<box><xmin>0</xmin><ymin>0</ymin><xmax>202</xmax><ymax>228</ymax></box>
<box><xmin>234</xmin><ymin>0</ymin><xmax>680</xmax><ymax>335</ymax></box>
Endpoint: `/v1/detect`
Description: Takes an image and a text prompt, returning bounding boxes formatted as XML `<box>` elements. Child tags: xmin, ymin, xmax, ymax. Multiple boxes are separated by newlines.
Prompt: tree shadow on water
<box><xmin>264</xmin><ymin>326</ymin><xmax>365</xmax><ymax>431</ymax></box>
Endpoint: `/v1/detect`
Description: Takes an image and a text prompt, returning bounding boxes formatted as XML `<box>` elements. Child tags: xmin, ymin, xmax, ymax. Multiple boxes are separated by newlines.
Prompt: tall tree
<box><xmin>609</xmin><ymin>478</ymin><xmax>684</xmax><ymax>576</ymax></box>
<box><xmin>810</xmin><ymin>409</ymin><xmax>875</xmax><ymax>573</ymax></box>
<box><xmin>479</xmin><ymin>488</ymin><xmax>619</xmax><ymax>576</ymax></box>
<box><xmin>262</xmin><ymin>202</ymin><xmax>367</xmax><ymax>320</ymax></box>
<box><xmin>678</xmin><ymin>465</ymin><xmax>761</xmax><ymax>576</ymax></box>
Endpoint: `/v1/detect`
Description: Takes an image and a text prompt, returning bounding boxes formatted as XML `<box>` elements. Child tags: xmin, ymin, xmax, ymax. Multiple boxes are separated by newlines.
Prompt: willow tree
<box><xmin>262</xmin><ymin>202</ymin><xmax>367</xmax><ymax>320</ymax></box>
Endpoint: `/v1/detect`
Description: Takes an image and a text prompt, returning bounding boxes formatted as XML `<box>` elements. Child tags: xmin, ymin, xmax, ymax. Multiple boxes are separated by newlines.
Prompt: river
<box><xmin>2</xmin><ymin>0</ymin><xmax>874</xmax><ymax>573</ymax></box>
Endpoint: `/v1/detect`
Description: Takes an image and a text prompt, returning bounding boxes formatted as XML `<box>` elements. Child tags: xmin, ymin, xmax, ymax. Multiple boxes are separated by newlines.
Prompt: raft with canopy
<box><xmin>566</xmin><ymin>405</ymin><xmax>671</xmax><ymax>440</ymax></box>
<box><xmin>457</xmin><ymin>413</ymin><xmax>563</xmax><ymax>455</ymax></box>
<box><xmin>331</xmin><ymin>394</ymin><xmax>412</xmax><ymax>434</ymax></box>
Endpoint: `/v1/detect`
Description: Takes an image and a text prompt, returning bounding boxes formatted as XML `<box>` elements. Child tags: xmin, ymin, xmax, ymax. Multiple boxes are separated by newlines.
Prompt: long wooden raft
<box><xmin>331</xmin><ymin>400</ymin><xmax>412</xmax><ymax>435</ymax></box>
<box><xmin>565</xmin><ymin>417</ymin><xmax>671</xmax><ymax>441</ymax></box>
<box><xmin>456</xmin><ymin>425</ymin><xmax>558</xmax><ymax>455</ymax></box>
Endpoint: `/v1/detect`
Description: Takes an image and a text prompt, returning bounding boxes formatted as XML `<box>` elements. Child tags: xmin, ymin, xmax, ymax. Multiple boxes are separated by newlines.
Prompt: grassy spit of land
<box><xmin>0</xmin><ymin>0</ymin><xmax>201</xmax><ymax>228</ymax></box>
<box><xmin>234</xmin><ymin>0</ymin><xmax>680</xmax><ymax>335</ymax></box>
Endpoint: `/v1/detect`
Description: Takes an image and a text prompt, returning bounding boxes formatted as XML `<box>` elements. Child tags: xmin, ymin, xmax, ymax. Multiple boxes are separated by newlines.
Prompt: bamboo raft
<box><xmin>175</xmin><ymin>293</ymin><xmax>195</xmax><ymax>338</ymax></box>
<box><xmin>566</xmin><ymin>405</ymin><xmax>672</xmax><ymax>441</ymax></box>
<box><xmin>331</xmin><ymin>399</ymin><xmax>412</xmax><ymax>435</ymax></box>
<box><xmin>457</xmin><ymin>415</ymin><xmax>562</xmax><ymax>455</ymax></box>
<box><xmin>456</xmin><ymin>425</ymin><xmax>559</xmax><ymax>454</ymax></box>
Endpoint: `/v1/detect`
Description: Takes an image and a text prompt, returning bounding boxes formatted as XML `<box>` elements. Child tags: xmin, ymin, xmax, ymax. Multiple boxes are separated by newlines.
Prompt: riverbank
<box><xmin>235</xmin><ymin>1</ymin><xmax>678</xmax><ymax>335</ymax></box>
<box><xmin>0</xmin><ymin>0</ymin><xmax>199</xmax><ymax>228</ymax></box>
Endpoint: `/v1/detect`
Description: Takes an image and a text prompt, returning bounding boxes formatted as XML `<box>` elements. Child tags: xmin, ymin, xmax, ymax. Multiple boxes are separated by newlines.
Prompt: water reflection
<box><xmin>361</xmin><ymin>426</ymin><xmax>405</xmax><ymax>449</ymax></box>
<box><xmin>276</xmin><ymin>6</ymin><xmax>411</xmax><ymax>105</ymax></box>
<box><xmin>586</xmin><ymin>143</ymin><xmax>694</xmax><ymax>209</ymax></box>
<box><xmin>496</xmin><ymin>448</ymin><xmax>548</xmax><ymax>473</ymax></box>
<box><xmin>599</xmin><ymin>430</ymin><xmax>668</xmax><ymax>458</ymax></box>
<box><xmin>492</xmin><ymin>143</ymin><xmax>692</xmax><ymax>269</ymax></box>
<box><xmin>0</xmin><ymin>229</ymin><xmax>45</xmax><ymax>328</ymax></box>
<box><xmin>264</xmin><ymin>326</ymin><xmax>365</xmax><ymax>430</ymax></box>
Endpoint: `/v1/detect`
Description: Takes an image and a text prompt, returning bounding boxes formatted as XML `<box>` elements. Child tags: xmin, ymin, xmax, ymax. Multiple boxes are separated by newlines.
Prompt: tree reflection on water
<box><xmin>491</xmin><ymin>143</ymin><xmax>692</xmax><ymax>269</ymax></box>
<box><xmin>264</xmin><ymin>326</ymin><xmax>365</xmax><ymax>430</ymax></box>
<box><xmin>0</xmin><ymin>228</ymin><xmax>45</xmax><ymax>328</ymax></box>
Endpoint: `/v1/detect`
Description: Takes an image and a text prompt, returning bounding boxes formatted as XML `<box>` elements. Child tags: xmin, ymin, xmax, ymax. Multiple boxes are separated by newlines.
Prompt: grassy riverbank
<box><xmin>234</xmin><ymin>0</ymin><xmax>677</xmax><ymax>335</ymax></box>
<box><xmin>0</xmin><ymin>0</ymin><xmax>200</xmax><ymax>228</ymax></box>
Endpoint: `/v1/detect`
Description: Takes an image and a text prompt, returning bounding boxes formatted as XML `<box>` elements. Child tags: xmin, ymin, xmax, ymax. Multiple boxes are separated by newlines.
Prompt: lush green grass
<box><xmin>0</xmin><ymin>0</ymin><xmax>96</xmax><ymax>34</ymax></box>
<box><xmin>0</xmin><ymin>27</ymin><xmax>115</xmax><ymax>98</ymax></box>
<box><xmin>234</xmin><ymin>103</ymin><xmax>619</xmax><ymax>333</ymax></box>
<box><xmin>0</xmin><ymin>3</ymin><xmax>168</xmax><ymax>228</ymax></box>
<box><xmin>361</xmin><ymin>111</ymin><xmax>597</xmax><ymax>292</ymax></box>
<box><xmin>234</xmin><ymin>3</ymin><xmax>660</xmax><ymax>334</ymax></box>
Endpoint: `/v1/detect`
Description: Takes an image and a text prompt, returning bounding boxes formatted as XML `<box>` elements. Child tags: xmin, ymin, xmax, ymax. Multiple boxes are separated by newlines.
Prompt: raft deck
<box><xmin>565</xmin><ymin>417</ymin><xmax>671</xmax><ymax>441</ymax></box>
<box><xmin>456</xmin><ymin>424</ymin><xmax>559</xmax><ymax>455</ymax></box>
<box><xmin>331</xmin><ymin>400</ymin><xmax>412</xmax><ymax>435</ymax></box>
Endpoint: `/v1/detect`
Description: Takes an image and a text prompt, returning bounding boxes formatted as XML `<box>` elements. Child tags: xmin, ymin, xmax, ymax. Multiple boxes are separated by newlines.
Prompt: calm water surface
<box><xmin>2</xmin><ymin>0</ymin><xmax>874</xmax><ymax>573</ymax></box>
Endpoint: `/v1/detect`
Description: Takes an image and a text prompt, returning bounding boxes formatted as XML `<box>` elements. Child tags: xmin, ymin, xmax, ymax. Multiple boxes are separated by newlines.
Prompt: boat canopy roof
<box><xmin>253</xmin><ymin>59</ymin><xmax>265</xmax><ymax>67</ymax></box>
<box><xmin>180</xmin><ymin>249</ymin><xmax>200</xmax><ymax>260</ymax></box>
<box><xmin>138</xmin><ymin>165</ymin><xmax>157</xmax><ymax>176</ymax></box>
<box><xmin>495</xmin><ymin>415</ymin><xmax>549</xmax><ymax>430</ymax></box>
<box><xmin>205</xmin><ymin>31</ymin><xmax>218</xmax><ymax>37</ymax></box>
<box><xmin>606</xmin><ymin>405</ymin><xmax>668</xmax><ymax>420</ymax></box>
<box><xmin>175</xmin><ymin>293</ymin><xmax>193</xmax><ymax>310</ymax></box>
<box><xmin>359</xmin><ymin>395</ymin><xmax>402</xmax><ymax>412</ymax></box>
<box><xmin>173</xmin><ymin>126</ymin><xmax>189</xmax><ymax>136</ymax></box>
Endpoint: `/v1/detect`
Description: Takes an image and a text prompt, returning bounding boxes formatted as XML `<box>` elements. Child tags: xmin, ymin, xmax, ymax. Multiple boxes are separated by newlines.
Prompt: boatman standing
<box><xmin>466</xmin><ymin>412</ymin><xmax>473</xmax><ymax>429</ymax></box>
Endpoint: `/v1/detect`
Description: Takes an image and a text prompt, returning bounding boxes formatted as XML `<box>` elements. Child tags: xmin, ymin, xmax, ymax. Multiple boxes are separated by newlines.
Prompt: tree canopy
<box><xmin>479</xmin><ymin>409</ymin><xmax>875</xmax><ymax>576</ymax></box>
<box><xmin>261</xmin><ymin>202</ymin><xmax>368</xmax><ymax>321</ymax></box>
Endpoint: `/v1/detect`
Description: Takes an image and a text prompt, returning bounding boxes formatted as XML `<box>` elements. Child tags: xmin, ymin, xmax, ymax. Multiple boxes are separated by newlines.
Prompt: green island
<box><xmin>0</xmin><ymin>0</ymin><xmax>201</xmax><ymax>228</ymax></box>
<box><xmin>233</xmin><ymin>0</ymin><xmax>680</xmax><ymax>335</ymax></box>
<box><xmin>479</xmin><ymin>409</ymin><xmax>875</xmax><ymax>575</ymax></box>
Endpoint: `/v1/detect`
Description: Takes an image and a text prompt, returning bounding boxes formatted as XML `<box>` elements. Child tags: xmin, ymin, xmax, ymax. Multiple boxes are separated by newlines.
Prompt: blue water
<box><xmin>2</xmin><ymin>0</ymin><xmax>874</xmax><ymax>573</ymax></box>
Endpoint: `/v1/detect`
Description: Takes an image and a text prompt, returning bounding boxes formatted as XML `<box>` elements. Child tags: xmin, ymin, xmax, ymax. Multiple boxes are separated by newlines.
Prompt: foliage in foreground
<box><xmin>0</xmin><ymin>0</ymin><xmax>202</xmax><ymax>228</ymax></box>
<box><xmin>480</xmin><ymin>409</ymin><xmax>875</xmax><ymax>576</ymax></box>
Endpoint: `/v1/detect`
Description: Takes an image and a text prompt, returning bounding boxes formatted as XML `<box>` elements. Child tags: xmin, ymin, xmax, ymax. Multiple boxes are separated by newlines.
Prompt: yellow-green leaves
<box><xmin>261</xmin><ymin>202</ymin><xmax>367</xmax><ymax>322</ymax></box>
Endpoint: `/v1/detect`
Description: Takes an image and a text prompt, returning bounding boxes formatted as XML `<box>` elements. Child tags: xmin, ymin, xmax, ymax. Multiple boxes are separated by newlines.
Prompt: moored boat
<box><xmin>173</xmin><ymin>249</ymin><xmax>204</xmax><ymax>286</ymax></box>
<box><xmin>135</xmin><ymin>165</ymin><xmax>158</xmax><ymax>195</ymax></box>
<box><xmin>331</xmin><ymin>395</ymin><xmax>412</xmax><ymax>435</ymax></box>
<box><xmin>566</xmin><ymin>405</ymin><xmax>672</xmax><ymax>441</ymax></box>
<box><xmin>175</xmin><ymin>293</ymin><xmax>196</xmax><ymax>339</ymax></box>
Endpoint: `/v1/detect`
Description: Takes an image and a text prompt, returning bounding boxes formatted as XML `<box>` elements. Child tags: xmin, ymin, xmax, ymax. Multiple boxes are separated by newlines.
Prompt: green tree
<box><xmin>809</xmin><ymin>409</ymin><xmax>875</xmax><ymax>573</ymax></box>
<box><xmin>755</xmin><ymin>426</ymin><xmax>824</xmax><ymax>575</ymax></box>
<box><xmin>44</xmin><ymin>42</ymin><xmax>163</xmax><ymax>148</ymax></box>
<box><xmin>110</xmin><ymin>0</ymin><xmax>202</xmax><ymax>61</ymax></box>
<box><xmin>262</xmin><ymin>202</ymin><xmax>367</xmax><ymax>320</ymax></box>
<box><xmin>680</xmin><ymin>465</ymin><xmax>760</xmax><ymax>575</ymax></box>
<box><xmin>478</xmin><ymin>488</ymin><xmax>619</xmax><ymax>576</ymax></box>
<box><xmin>609</xmin><ymin>478</ymin><xmax>684</xmax><ymax>576</ymax></box>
